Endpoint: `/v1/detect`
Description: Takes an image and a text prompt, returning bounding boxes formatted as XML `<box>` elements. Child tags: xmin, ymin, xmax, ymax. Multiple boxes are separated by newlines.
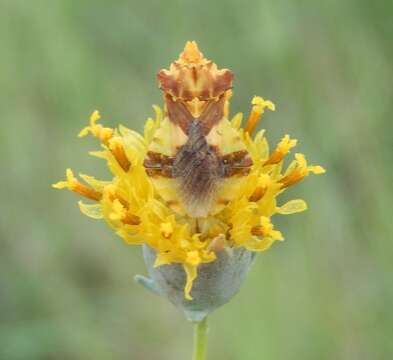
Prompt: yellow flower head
<box><xmin>53</xmin><ymin>41</ymin><xmax>325</xmax><ymax>300</ymax></box>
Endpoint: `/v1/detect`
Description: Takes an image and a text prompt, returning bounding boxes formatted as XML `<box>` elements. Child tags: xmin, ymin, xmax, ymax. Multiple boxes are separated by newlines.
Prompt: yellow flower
<box><xmin>53</xmin><ymin>41</ymin><xmax>325</xmax><ymax>300</ymax></box>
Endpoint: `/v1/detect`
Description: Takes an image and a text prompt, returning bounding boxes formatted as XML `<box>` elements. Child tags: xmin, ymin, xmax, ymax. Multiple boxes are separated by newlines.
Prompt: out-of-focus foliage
<box><xmin>0</xmin><ymin>1</ymin><xmax>392</xmax><ymax>359</ymax></box>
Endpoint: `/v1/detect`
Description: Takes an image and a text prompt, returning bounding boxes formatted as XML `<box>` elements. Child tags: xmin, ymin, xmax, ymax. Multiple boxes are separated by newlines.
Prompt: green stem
<box><xmin>192</xmin><ymin>316</ymin><xmax>208</xmax><ymax>360</ymax></box>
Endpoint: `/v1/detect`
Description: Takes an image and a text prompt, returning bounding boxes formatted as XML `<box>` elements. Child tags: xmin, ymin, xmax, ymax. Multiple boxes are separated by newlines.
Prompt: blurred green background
<box><xmin>1</xmin><ymin>1</ymin><xmax>392</xmax><ymax>359</ymax></box>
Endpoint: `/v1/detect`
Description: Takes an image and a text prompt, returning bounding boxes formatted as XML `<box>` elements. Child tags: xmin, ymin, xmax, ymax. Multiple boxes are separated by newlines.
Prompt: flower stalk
<box><xmin>193</xmin><ymin>317</ymin><xmax>208</xmax><ymax>360</ymax></box>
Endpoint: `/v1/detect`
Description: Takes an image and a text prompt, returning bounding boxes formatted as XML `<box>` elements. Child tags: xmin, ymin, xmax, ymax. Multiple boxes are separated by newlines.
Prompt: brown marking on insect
<box><xmin>146</xmin><ymin>151</ymin><xmax>162</xmax><ymax>161</ymax></box>
<box><xmin>217</xmin><ymin>198</ymin><xmax>230</xmax><ymax>205</ymax></box>
<box><xmin>144</xmin><ymin>168</ymin><xmax>160</xmax><ymax>177</ymax></box>
<box><xmin>172</xmin><ymin>120</ymin><xmax>224</xmax><ymax>217</ymax></box>
<box><xmin>221</xmin><ymin>150</ymin><xmax>249</xmax><ymax>163</ymax></box>
<box><xmin>144</xmin><ymin>151</ymin><xmax>175</xmax><ymax>178</ymax></box>
<box><xmin>191</xmin><ymin>66</ymin><xmax>198</xmax><ymax>83</ymax></box>
<box><xmin>161</xmin><ymin>157</ymin><xmax>174</xmax><ymax>166</ymax></box>
<box><xmin>151</xmin><ymin>136</ymin><xmax>162</xmax><ymax>145</ymax></box>
<box><xmin>157</xmin><ymin>63</ymin><xmax>233</xmax><ymax>102</ymax></box>
<box><xmin>198</xmin><ymin>95</ymin><xmax>225</xmax><ymax>135</ymax></box>
<box><xmin>157</xmin><ymin>41</ymin><xmax>233</xmax><ymax>113</ymax></box>
<box><xmin>144</xmin><ymin>168</ymin><xmax>173</xmax><ymax>178</ymax></box>
<box><xmin>143</xmin><ymin>159</ymin><xmax>160</xmax><ymax>169</ymax></box>
<box><xmin>166</xmin><ymin>200</ymin><xmax>180</xmax><ymax>207</ymax></box>
<box><xmin>160</xmin><ymin>166</ymin><xmax>173</xmax><ymax>178</ymax></box>
<box><xmin>165</xmin><ymin>93</ymin><xmax>226</xmax><ymax>136</ymax></box>
<box><xmin>224</xmin><ymin>167</ymin><xmax>252</xmax><ymax>177</ymax></box>
<box><xmin>165</xmin><ymin>95</ymin><xmax>194</xmax><ymax>134</ymax></box>
<box><xmin>221</xmin><ymin>150</ymin><xmax>253</xmax><ymax>178</ymax></box>
<box><xmin>144</xmin><ymin>152</ymin><xmax>175</xmax><ymax>168</ymax></box>
<box><xmin>144</xmin><ymin>152</ymin><xmax>172</xmax><ymax>178</ymax></box>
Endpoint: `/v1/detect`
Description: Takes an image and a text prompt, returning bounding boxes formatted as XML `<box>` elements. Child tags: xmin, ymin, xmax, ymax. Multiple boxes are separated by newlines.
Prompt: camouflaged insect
<box><xmin>144</xmin><ymin>42</ymin><xmax>252</xmax><ymax>218</ymax></box>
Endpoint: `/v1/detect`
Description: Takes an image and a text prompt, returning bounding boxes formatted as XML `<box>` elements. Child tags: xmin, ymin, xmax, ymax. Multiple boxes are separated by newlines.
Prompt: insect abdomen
<box><xmin>173</xmin><ymin>120</ymin><xmax>223</xmax><ymax>217</ymax></box>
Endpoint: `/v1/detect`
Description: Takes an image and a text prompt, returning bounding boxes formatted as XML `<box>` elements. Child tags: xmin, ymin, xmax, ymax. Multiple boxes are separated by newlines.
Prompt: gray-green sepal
<box><xmin>140</xmin><ymin>245</ymin><xmax>256</xmax><ymax>322</ymax></box>
<box><xmin>134</xmin><ymin>274</ymin><xmax>160</xmax><ymax>295</ymax></box>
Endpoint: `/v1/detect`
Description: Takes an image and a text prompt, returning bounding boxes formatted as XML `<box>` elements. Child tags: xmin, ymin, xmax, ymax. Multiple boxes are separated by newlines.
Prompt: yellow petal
<box><xmin>52</xmin><ymin>181</ymin><xmax>67</xmax><ymax>189</ymax></box>
<box><xmin>245</xmin><ymin>237</ymin><xmax>275</xmax><ymax>252</ymax></box>
<box><xmin>152</xmin><ymin>104</ymin><xmax>163</xmax><ymax>122</ymax></box>
<box><xmin>116</xmin><ymin>229</ymin><xmax>144</xmax><ymax>245</ymax></box>
<box><xmin>78</xmin><ymin>127</ymin><xmax>90</xmax><ymax>138</ymax></box>
<box><xmin>78</xmin><ymin>110</ymin><xmax>101</xmax><ymax>137</ymax></box>
<box><xmin>79</xmin><ymin>174</ymin><xmax>109</xmax><ymax>192</ymax></box>
<box><xmin>183</xmin><ymin>264</ymin><xmax>197</xmax><ymax>301</ymax></box>
<box><xmin>78</xmin><ymin>201</ymin><xmax>103</xmax><ymax>219</ymax></box>
<box><xmin>160</xmin><ymin>222</ymin><xmax>174</xmax><ymax>238</ymax></box>
<box><xmin>271</xmin><ymin>230</ymin><xmax>284</xmax><ymax>241</ymax></box>
<box><xmin>89</xmin><ymin>150</ymin><xmax>107</xmax><ymax>159</ymax></box>
<box><xmin>309</xmin><ymin>165</ymin><xmax>326</xmax><ymax>174</ymax></box>
<box><xmin>90</xmin><ymin>110</ymin><xmax>101</xmax><ymax>124</ymax></box>
<box><xmin>231</xmin><ymin>112</ymin><xmax>243</xmax><ymax>129</ymax></box>
<box><xmin>186</xmin><ymin>250</ymin><xmax>201</xmax><ymax>266</ymax></box>
<box><xmin>277</xmin><ymin>199</ymin><xmax>308</xmax><ymax>215</ymax></box>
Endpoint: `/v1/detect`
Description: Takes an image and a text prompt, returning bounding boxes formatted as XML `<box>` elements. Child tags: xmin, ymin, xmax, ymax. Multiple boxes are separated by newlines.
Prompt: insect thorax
<box><xmin>143</xmin><ymin>41</ymin><xmax>253</xmax><ymax>218</ymax></box>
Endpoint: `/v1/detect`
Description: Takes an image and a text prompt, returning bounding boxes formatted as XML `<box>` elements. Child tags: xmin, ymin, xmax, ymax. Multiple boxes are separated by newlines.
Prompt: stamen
<box><xmin>70</xmin><ymin>181</ymin><xmax>102</xmax><ymax>201</ymax></box>
<box><xmin>249</xmin><ymin>174</ymin><xmax>271</xmax><ymax>202</ymax></box>
<box><xmin>251</xmin><ymin>225</ymin><xmax>266</xmax><ymax>237</ymax></box>
<box><xmin>109</xmin><ymin>138</ymin><xmax>131</xmax><ymax>172</ymax></box>
<box><xmin>251</xmin><ymin>217</ymin><xmax>283</xmax><ymax>240</ymax></box>
<box><xmin>249</xmin><ymin>186</ymin><xmax>267</xmax><ymax>202</ymax></box>
<box><xmin>123</xmin><ymin>213</ymin><xmax>141</xmax><ymax>225</ymax></box>
<box><xmin>279</xmin><ymin>169</ymin><xmax>308</xmax><ymax>188</ymax></box>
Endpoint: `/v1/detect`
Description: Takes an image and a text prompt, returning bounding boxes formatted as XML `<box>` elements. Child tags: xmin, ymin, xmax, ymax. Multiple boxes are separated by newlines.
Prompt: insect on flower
<box><xmin>53</xmin><ymin>41</ymin><xmax>325</xmax><ymax>303</ymax></box>
<box><xmin>145</xmin><ymin>41</ymin><xmax>253</xmax><ymax>218</ymax></box>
